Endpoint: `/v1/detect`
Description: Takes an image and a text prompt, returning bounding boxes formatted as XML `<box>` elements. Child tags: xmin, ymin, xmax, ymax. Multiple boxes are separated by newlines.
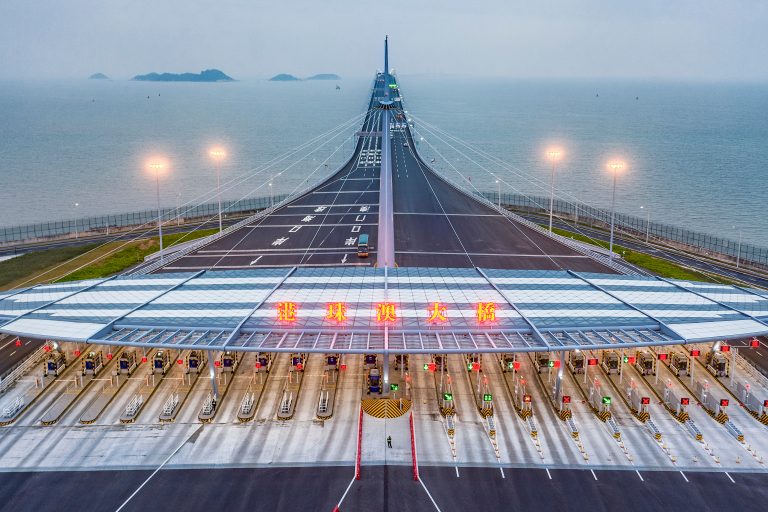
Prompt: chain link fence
<box><xmin>0</xmin><ymin>195</ymin><xmax>287</xmax><ymax>246</ymax></box>
<box><xmin>479</xmin><ymin>191</ymin><xmax>768</xmax><ymax>271</ymax></box>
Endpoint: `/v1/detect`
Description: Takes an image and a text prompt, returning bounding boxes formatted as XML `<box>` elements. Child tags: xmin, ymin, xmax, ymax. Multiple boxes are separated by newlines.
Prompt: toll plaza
<box><xmin>236</xmin><ymin>352</ymin><xmax>272</xmax><ymax>422</ymax></box>
<box><xmin>119</xmin><ymin>349</ymin><xmax>174</xmax><ymax>423</ymax></box>
<box><xmin>199</xmin><ymin>351</ymin><xmax>243</xmax><ymax>422</ymax></box>
<box><xmin>40</xmin><ymin>347</ymin><xmax>121</xmax><ymax>425</ymax></box>
<box><xmin>277</xmin><ymin>352</ymin><xmax>307</xmax><ymax>420</ymax></box>
<box><xmin>81</xmin><ymin>350</ymin><xmax>140</xmax><ymax>424</ymax></box>
<box><xmin>158</xmin><ymin>350</ymin><xmax>208</xmax><ymax>422</ymax></box>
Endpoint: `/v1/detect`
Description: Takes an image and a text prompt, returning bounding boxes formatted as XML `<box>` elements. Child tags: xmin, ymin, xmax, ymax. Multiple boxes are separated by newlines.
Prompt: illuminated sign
<box><xmin>376</xmin><ymin>303</ymin><xmax>397</xmax><ymax>323</ymax></box>
<box><xmin>255</xmin><ymin>362</ymin><xmax>262</xmax><ymax>369</ymax></box>
<box><xmin>476</xmin><ymin>302</ymin><xmax>496</xmax><ymax>323</ymax></box>
<box><xmin>562</xmin><ymin>395</ymin><xmax>571</xmax><ymax>404</ymax></box>
<box><xmin>141</xmin><ymin>356</ymin><xmax>147</xmax><ymax>363</ymax></box>
<box><xmin>340</xmin><ymin>363</ymin><xmax>347</xmax><ymax>370</ymax></box>
<box><xmin>14</xmin><ymin>339</ymin><xmax>21</xmax><ymax>347</ymax></box>
<box><xmin>680</xmin><ymin>397</ymin><xmax>690</xmax><ymax>405</ymax></box>
<box><xmin>658</xmin><ymin>353</ymin><xmax>668</xmax><ymax>360</ymax></box>
<box><xmin>587</xmin><ymin>358</ymin><xmax>599</xmax><ymax>366</ymax></box>
<box><xmin>390</xmin><ymin>383</ymin><xmax>399</xmax><ymax>391</ymax></box>
<box><xmin>483</xmin><ymin>394</ymin><xmax>493</xmax><ymax>402</ymax></box>
<box><xmin>690</xmin><ymin>349</ymin><xmax>701</xmax><ymax>357</ymax></box>
<box><xmin>513</xmin><ymin>361</ymin><xmax>521</xmax><ymax>371</ymax></box>
<box><xmin>43</xmin><ymin>345</ymin><xmax>51</xmax><ymax>353</ymax></box>
<box><xmin>427</xmin><ymin>302</ymin><xmax>448</xmax><ymax>323</ymax></box>
<box><xmin>626</xmin><ymin>356</ymin><xmax>636</xmax><ymax>365</ymax></box>
<box><xmin>326</xmin><ymin>302</ymin><xmax>347</xmax><ymax>323</ymax></box>
<box><xmin>277</xmin><ymin>302</ymin><xmax>298</xmax><ymax>322</ymax></box>
<box><xmin>720</xmin><ymin>344</ymin><xmax>730</xmax><ymax>352</ymax></box>
<box><xmin>641</xmin><ymin>397</ymin><xmax>650</xmax><ymax>405</ymax></box>
<box><xmin>214</xmin><ymin>360</ymin><xmax>221</xmax><ymax>367</ymax></box>
<box><xmin>107</xmin><ymin>353</ymin><xmax>113</xmax><ymax>360</ymax></box>
<box><xmin>523</xmin><ymin>394</ymin><xmax>532</xmax><ymax>403</ymax></box>
<box><xmin>443</xmin><ymin>392</ymin><xmax>453</xmax><ymax>401</ymax></box>
<box><xmin>750</xmin><ymin>339</ymin><xmax>760</xmax><ymax>348</ymax></box>
<box><xmin>719</xmin><ymin>399</ymin><xmax>729</xmax><ymax>407</ymax></box>
<box><xmin>602</xmin><ymin>396</ymin><xmax>612</xmax><ymax>405</ymax></box>
<box><xmin>74</xmin><ymin>350</ymin><xmax>81</xmax><ymax>357</ymax></box>
<box><xmin>177</xmin><ymin>359</ymin><xmax>184</xmax><ymax>365</ymax></box>
<box><xmin>424</xmin><ymin>363</ymin><xmax>436</xmax><ymax>372</ymax></box>
<box><xmin>296</xmin><ymin>363</ymin><xmax>303</xmax><ymax>371</ymax></box>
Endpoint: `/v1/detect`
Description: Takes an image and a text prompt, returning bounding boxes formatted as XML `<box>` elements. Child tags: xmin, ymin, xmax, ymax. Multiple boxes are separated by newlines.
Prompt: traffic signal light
<box><xmin>690</xmin><ymin>349</ymin><xmax>700</xmax><ymax>357</ymax></box>
<box><xmin>483</xmin><ymin>394</ymin><xmax>492</xmax><ymax>402</ymax></box>
<box><xmin>658</xmin><ymin>353</ymin><xmax>668</xmax><ymax>360</ymax></box>
<box><xmin>390</xmin><ymin>383</ymin><xmax>399</xmax><ymax>391</ymax></box>
<box><xmin>443</xmin><ymin>392</ymin><xmax>453</xmax><ymax>401</ymax></box>
<box><xmin>641</xmin><ymin>397</ymin><xmax>650</xmax><ymax>405</ymax></box>
<box><xmin>720</xmin><ymin>344</ymin><xmax>730</xmax><ymax>352</ymax></box>
<box><xmin>562</xmin><ymin>395</ymin><xmax>571</xmax><ymax>404</ymax></box>
<box><xmin>602</xmin><ymin>396</ymin><xmax>611</xmax><ymax>405</ymax></box>
<box><xmin>681</xmin><ymin>397</ymin><xmax>690</xmax><ymax>405</ymax></box>
<box><xmin>720</xmin><ymin>399</ymin><xmax>729</xmax><ymax>407</ymax></box>
<box><xmin>750</xmin><ymin>339</ymin><xmax>760</xmax><ymax>348</ymax></box>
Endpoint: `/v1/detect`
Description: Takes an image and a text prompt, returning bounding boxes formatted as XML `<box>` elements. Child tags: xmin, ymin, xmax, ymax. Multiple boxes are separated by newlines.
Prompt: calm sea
<box><xmin>0</xmin><ymin>77</ymin><xmax>766</xmax><ymax>247</ymax></box>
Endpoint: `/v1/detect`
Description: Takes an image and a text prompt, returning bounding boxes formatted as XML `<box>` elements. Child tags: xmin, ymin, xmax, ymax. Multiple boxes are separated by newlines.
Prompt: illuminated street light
<box><xmin>209</xmin><ymin>147</ymin><xmax>227</xmax><ymax>233</ymax></box>
<box><xmin>546</xmin><ymin>148</ymin><xmax>563</xmax><ymax>232</ymax></box>
<box><xmin>147</xmin><ymin>160</ymin><xmax>167</xmax><ymax>263</ymax></box>
<box><xmin>495</xmin><ymin>179</ymin><xmax>500</xmax><ymax>209</ymax></box>
<box><xmin>607</xmin><ymin>160</ymin><xmax>626</xmax><ymax>259</ymax></box>
<box><xmin>73</xmin><ymin>202</ymin><xmax>80</xmax><ymax>239</ymax></box>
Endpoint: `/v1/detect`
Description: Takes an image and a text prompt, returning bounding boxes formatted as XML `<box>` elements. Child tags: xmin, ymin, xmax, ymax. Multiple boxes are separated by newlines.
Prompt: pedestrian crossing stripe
<box><xmin>361</xmin><ymin>398</ymin><xmax>411</xmax><ymax>418</ymax></box>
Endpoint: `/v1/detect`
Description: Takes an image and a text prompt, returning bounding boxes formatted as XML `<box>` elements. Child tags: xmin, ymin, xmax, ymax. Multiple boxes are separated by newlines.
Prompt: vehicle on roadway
<box><xmin>357</xmin><ymin>234</ymin><xmax>369</xmax><ymax>257</ymax></box>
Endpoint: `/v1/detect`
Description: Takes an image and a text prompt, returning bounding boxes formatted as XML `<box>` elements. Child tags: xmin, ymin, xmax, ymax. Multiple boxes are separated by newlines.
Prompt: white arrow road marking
<box><xmin>250</xmin><ymin>256</ymin><xmax>263</xmax><ymax>265</ymax></box>
<box><xmin>341</xmin><ymin>254</ymin><xmax>348</xmax><ymax>264</ymax></box>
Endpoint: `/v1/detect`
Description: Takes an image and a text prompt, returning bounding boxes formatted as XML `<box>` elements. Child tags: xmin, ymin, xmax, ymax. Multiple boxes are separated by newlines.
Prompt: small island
<box><xmin>132</xmin><ymin>69</ymin><xmax>234</xmax><ymax>82</ymax></box>
<box><xmin>89</xmin><ymin>73</ymin><xmax>109</xmax><ymax>80</ymax></box>
<box><xmin>306</xmin><ymin>73</ymin><xmax>341</xmax><ymax>80</ymax></box>
<box><xmin>269</xmin><ymin>74</ymin><xmax>300</xmax><ymax>82</ymax></box>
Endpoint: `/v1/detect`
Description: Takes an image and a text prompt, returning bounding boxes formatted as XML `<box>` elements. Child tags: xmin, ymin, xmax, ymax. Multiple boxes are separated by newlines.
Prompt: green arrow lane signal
<box><xmin>390</xmin><ymin>383</ymin><xmax>399</xmax><ymax>391</ymax></box>
<box><xmin>548</xmin><ymin>360</ymin><xmax>554</xmax><ymax>367</ymax></box>
<box><xmin>602</xmin><ymin>396</ymin><xmax>612</xmax><ymax>405</ymax></box>
<box><xmin>443</xmin><ymin>392</ymin><xmax>453</xmax><ymax>401</ymax></box>
<box><xmin>623</xmin><ymin>356</ymin><xmax>629</xmax><ymax>363</ymax></box>
<box><xmin>507</xmin><ymin>361</ymin><xmax>514</xmax><ymax>369</ymax></box>
<box><xmin>423</xmin><ymin>364</ymin><xmax>429</xmax><ymax>371</ymax></box>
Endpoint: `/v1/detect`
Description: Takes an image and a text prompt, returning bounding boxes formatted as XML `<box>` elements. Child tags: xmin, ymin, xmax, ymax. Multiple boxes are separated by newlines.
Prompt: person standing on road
<box><xmin>387</xmin><ymin>435</ymin><xmax>392</xmax><ymax>448</ymax></box>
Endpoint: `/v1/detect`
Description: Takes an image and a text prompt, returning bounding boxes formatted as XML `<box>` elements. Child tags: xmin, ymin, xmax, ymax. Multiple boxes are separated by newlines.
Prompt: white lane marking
<box><xmin>636</xmin><ymin>470</ymin><xmax>644</xmax><ymax>482</ymax></box>
<box><xmin>680</xmin><ymin>471</ymin><xmax>689</xmax><ymax>482</ymax></box>
<box><xmin>9</xmin><ymin>350</ymin><xmax>16</xmax><ymax>357</ymax></box>
<box><xmin>0</xmin><ymin>338</ymin><xmax>17</xmax><ymax>351</ymax></box>
<box><xmin>725</xmin><ymin>472</ymin><xmax>735</xmax><ymax>483</ymax></box>
<box><xmin>351</xmin><ymin>225</ymin><xmax>361</xmax><ymax>233</ymax></box>
<box><xmin>288</xmin><ymin>226</ymin><xmax>302</xmax><ymax>233</ymax></box>
<box><xmin>590</xmin><ymin>469</ymin><xmax>598</xmax><ymax>481</ymax></box>
<box><xmin>249</xmin><ymin>256</ymin><xmax>263</xmax><ymax>266</ymax></box>
<box><xmin>271</xmin><ymin>237</ymin><xmax>289</xmax><ymax>246</ymax></box>
<box><xmin>419</xmin><ymin>478</ymin><xmax>443</xmax><ymax>511</ymax></box>
<box><xmin>115</xmin><ymin>425</ymin><xmax>203</xmax><ymax>512</ymax></box>
<box><xmin>345</xmin><ymin>237</ymin><xmax>357</xmax><ymax>246</ymax></box>
<box><xmin>396</xmin><ymin>251</ymin><xmax>593</xmax><ymax>258</ymax></box>
<box><xmin>334</xmin><ymin>476</ymin><xmax>357</xmax><ymax>511</ymax></box>
<box><xmin>341</xmin><ymin>254</ymin><xmax>348</xmax><ymax>264</ymax></box>
<box><xmin>545</xmin><ymin>468</ymin><xmax>552</xmax><ymax>480</ymax></box>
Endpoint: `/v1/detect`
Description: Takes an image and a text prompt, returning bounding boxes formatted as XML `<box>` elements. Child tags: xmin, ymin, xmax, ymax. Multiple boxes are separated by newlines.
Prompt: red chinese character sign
<box><xmin>427</xmin><ymin>302</ymin><xmax>447</xmax><ymax>323</ymax></box>
<box><xmin>326</xmin><ymin>302</ymin><xmax>347</xmax><ymax>324</ymax></box>
<box><xmin>277</xmin><ymin>302</ymin><xmax>298</xmax><ymax>322</ymax></box>
<box><xmin>376</xmin><ymin>303</ymin><xmax>397</xmax><ymax>323</ymax></box>
<box><xmin>476</xmin><ymin>302</ymin><xmax>496</xmax><ymax>323</ymax></box>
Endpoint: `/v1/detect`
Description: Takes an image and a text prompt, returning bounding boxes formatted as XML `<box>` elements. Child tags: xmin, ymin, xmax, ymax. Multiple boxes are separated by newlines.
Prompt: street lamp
<box><xmin>733</xmin><ymin>226</ymin><xmax>742</xmax><ymax>268</ymax></box>
<box><xmin>546</xmin><ymin>148</ymin><xmax>563</xmax><ymax>232</ymax></box>
<box><xmin>607</xmin><ymin>160</ymin><xmax>626</xmax><ymax>259</ymax></box>
<box><xmin>73</xmin><ymin>202</ymin><xmax>80</xmax><ymax>239</ymax></box>
<box><xmin>269</xmin><ymin>179</ymin><xmax>273</xmax><ymax>208</ymax></box>
<box><xmin>495</xmin><ymin>179</ymin><xmax>501</xmax><ymax>209</ymax></box>
<box><xmin>147</xmin><ymin>160</ymin><xmax>167</xmax><ymax>263</ymax></box>
<box><xmin>209</xmin><ymin>147</ymin><xmax>227</xmax><ymax>233</ymax></box>
<box><xmin>640</xmin><ymin>205</ymin><xmax>650</xmax><ymax>243</ymax></box>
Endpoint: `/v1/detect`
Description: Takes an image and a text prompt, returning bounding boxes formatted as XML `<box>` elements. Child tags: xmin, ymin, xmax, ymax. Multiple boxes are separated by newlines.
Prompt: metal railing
<box><xmin>480</xmin><ymin>191</ymin><xmax>768</xmax><ymax>270</ymax></box>
<box><xmin>0</xmin><ymin>342</ymin><xmax>51</xmax><ymax>395</ymax></box>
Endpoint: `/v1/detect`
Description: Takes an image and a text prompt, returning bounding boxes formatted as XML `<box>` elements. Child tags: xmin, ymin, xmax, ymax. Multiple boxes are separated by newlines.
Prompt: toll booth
<box><xmin>118</xmin><ymin>351</ymin><xmax>137</xmax><ymax>375</ymax></box>
<box><xmin>44</xmin><ymin>351</ymin><xmax>66</xmax><ymax>377</ymax></box>
<box><xmin>627</xmin><ymin>383</ymin><xmax>651</xmax><ymax>422</ymax></box>
<box><xmin>186</xmin><ymin>351</ymin><xmax>205</xmax><ymax>374</ymax></box>
<box><xmin>367</xmin><ymin>368</ymin><xmax>382</xmax><ymax>395</ymax></box>
<box><xmin>634</xmin><ymin>350</ymin><xmax>656</xmax><ymax>376</ymax></box>
<box><xmin>533</xmin><ymin>352</ymin><xmax>552</xmax><ymax>374</ymax></box>
<box><xmin>432</xmin><ymin>354</ymin><xmax>445</xmax><ymax>372</ymax></box>
<box><xmin>464</xmin><ymin>353</ymin><xmax>481</xmax><ymax>372</ymax></box>
<box><xmin>363</xmin><ymin>354</ymin><xmax>377</xmax><ymax>369</ymax></box>
<box><xmin>587</xmin><ymin>378</ymin><xmax>612</xmax><ymax>420</ymax></box>
<box><xmin>394</xmin><ymin>354</ymin><xmax>409</xmax><ymax>371</ymax></box>
<box><xmin>290</xmin><ymin>353</ymin><xmax>306</xmax><ymax>372</ymax></box>
<box><xmin>670</xmin><ymin>353</ymin><xmax>689</xmax><ymax>376</ymax></box>
<box><xmin>705</xmin><ymin>352</ymin><xmax>729</xmax><ymax>378</ymax></box>
<box><xmin>256</xmin><ymin>352</ymin><xmax>271</xmax><ymax>372</ymax></box>
<box><xmin>662</xmin><ymin>381</ymin><xmax>691</xmax><ymax>422</ymax></box>
<box><xmin>325</xmin><ymin>354</ymin><xmax>340</xmax><ymax>371</ymax></box>
<box><xmin>220</xmin><ymin>351</ymin><xmax>241</xmax><ymax>373</ymax></box>
<box><xmin>601</xmin><ymin>351</ymin><xmax>620</xmax><ymax>375</ymax></box>
<box><xmin>82</xmin><ymin>351</ymin><xmax>103</xmax><ymax>376</ymax></box>
<box><xmin>500</xmin><ymin>354</ymin><xmax>515</xmax><ymax>372</ymax></box>
<box><xmin>567</xmin><ymin>352</ymin><xmax>585</xmax><ymax>374</ymax></box>
<box><xmin>153</xmin><ymin>351</ymin><xmax>171</xmax><ymax>374</ymax></box>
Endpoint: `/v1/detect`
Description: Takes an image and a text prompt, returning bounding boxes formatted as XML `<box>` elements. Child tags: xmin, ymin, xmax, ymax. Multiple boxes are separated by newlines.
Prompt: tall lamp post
<box><xmin>546</xmin><ymin>148</ymin><xmax>563</xmax><ymax>232</ymax></box>
<box><xmin>209</xmin><ymin>147</ymin><xmax>227</xmax><ymax>233</ymax></box>
<box><xmin>495</xmin><ymin>179</ymin><xmax>501</xmax><ymax>209</ymax></box>
<box><xmin>607</xmin><ymin>160</ymin><xmax>626</xmax><ymax>259</ymax></box>
<box><xmin>733</xmin><ymin>226</ymin><xmax>742</xmax><ymax>268</ymax></box>
<box><xmin>73</xmin><ymin>202</ymin><xmax>80</xmax><ymax>239</ymax></box>
<box><xmin>640</xmin><ymin>205</ymin><xmax>650</xmax><ymax>243</ymax></box>
<box><xmin>148</xmin><ymin>160</ymin><xmax>167</xmax><ymax>264</ymax></box>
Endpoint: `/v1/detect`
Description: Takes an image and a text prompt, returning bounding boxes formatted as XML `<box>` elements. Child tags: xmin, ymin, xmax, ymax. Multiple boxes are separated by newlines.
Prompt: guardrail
<box><xmin>0</xmin><ymin>341</ymin><xmax>50</xmax><ymax>395</ymax></box>
<box><xmin>409</xmin><ymin>411</ymin><xmax>419</xmax><ymax>481</ymax></box>
<box><xmin>355</xmin><ymin>405</ymin><xmax>363</xmax><ymax>480</ymax></box>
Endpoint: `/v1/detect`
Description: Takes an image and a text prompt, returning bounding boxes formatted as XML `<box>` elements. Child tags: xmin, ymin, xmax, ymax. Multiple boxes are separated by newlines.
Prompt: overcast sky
<box><xmin>1</xmin><ymin>0</ymin><xmax>767</xmax><ymax>80</ymax></box>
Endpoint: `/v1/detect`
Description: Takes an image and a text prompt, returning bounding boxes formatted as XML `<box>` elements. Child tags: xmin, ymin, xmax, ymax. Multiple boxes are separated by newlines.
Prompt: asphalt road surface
<box><xmin>0</xmin><ymin>335</ymin><xmax>38</xmax><ymax>376</ymax></box>
<box><xmin>1</xmin><ymin>466</ymin><xmax>766</xmax><ymax>512</ymax></box>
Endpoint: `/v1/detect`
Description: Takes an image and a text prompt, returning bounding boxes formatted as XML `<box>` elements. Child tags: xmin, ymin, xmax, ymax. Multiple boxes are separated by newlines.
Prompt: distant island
<box><xmin>132</xmin><ymin>69</ymin><xmax>234</xmax><ymax>82</ymax></box>
<box><xmin>269</xmin><ymin>74</ymin><xmax>300</xmax><ymax>82</ymax></box>
<box><xmin>89</xmin><ymin>73</ymin><xmax>109</xmax><ymax>80</ymax></box>
<box><xmin>306</xmin><ymin>73</ymin><xmax>341</xmax><ymax>80</ymax></box>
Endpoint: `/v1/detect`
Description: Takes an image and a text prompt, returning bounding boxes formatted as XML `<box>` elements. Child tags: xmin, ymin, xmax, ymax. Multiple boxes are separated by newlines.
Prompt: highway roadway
<box><xmin>0</xmin><ymin>335</ymin><xmax>37</xmax><ymax>377</ymax></box>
